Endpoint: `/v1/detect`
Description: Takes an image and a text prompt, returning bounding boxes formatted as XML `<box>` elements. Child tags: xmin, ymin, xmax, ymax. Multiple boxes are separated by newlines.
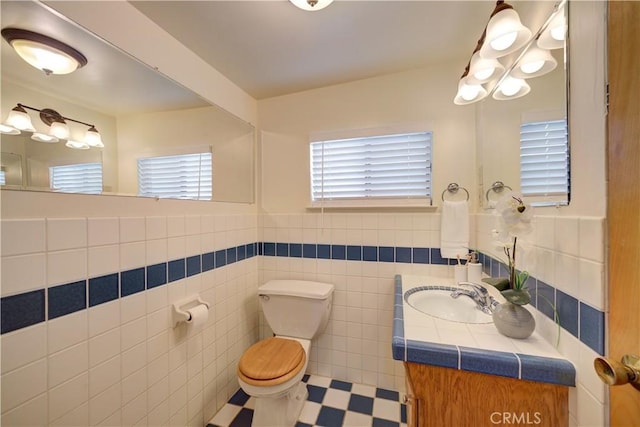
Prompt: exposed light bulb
<box><xmin>499</xmin><ymin>77</ymin><xmax>523</xmax><ymax>97</ymax></box>
<box><xmin>461</xmin><ymin>84</ymin><xmax>481</xmax><ymax>101</ymax></box>
<box><xmin>474</xmin><ymin>68</ymin><xmax>494</xmax><ymax>81</ymax></box>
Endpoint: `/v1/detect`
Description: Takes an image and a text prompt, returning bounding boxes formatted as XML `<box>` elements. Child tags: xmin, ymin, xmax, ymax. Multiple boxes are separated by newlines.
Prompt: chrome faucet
<box><xmin>450</xmin><ymin>282</ymin><xmax>496</xmax><ymax>314</ymax></box>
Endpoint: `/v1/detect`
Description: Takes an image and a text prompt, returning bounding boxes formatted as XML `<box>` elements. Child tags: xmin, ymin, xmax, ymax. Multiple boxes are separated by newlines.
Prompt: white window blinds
<box><xmin>0</xmin><ymin>170</ymin><xmax>5</xmax><ymax>186</ymax></box>
<box><xmin>49</xmin><ymin>163</ymin><xmax>103</xmax><ymax>194</ymax></box>
<box><xmin>137</xmin><ymin>153</ymin><xmax>212</xmax><ymax>200</ymax></box>
<box><xmin>520</xmin><ymin>119</ymin><xmax>569</xmax><ymax>205</ymax></box>
<box><xmin>310</xmin><ymin>132</ymin><xmax>432</xmax><ymax>203</ymax></box>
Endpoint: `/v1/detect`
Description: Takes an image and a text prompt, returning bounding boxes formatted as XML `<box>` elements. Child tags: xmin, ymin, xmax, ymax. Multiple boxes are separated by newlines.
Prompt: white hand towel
<box><xmin>440</xmin><ymin>200</ymin><xmax>470</xmax><ymax>259</ymax></box>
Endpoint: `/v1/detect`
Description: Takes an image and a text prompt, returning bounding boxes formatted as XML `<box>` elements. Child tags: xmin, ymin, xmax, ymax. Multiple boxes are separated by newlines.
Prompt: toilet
<box><xmin>237</xmin><ymin>279</ymin><xmax>334</xmax><ymax>427</ymax></box>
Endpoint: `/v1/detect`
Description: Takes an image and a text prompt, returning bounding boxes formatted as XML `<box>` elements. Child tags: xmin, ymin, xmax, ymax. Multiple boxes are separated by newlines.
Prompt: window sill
<box><xmin>306</xmin><ymin>199</ymin><xmax>436</xmax><ymax>212</ymax></box>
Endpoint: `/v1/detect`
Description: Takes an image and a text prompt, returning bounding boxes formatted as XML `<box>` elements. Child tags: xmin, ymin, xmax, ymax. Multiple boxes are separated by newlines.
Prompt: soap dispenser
<box><xmin>467</xmin><ymin>252</ymin><xmax>483</xmax><ymax>284</ymax></box>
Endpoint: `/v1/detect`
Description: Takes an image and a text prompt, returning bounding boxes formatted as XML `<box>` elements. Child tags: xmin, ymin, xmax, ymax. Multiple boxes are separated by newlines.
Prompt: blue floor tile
<box><xmin>373</xmin><ymin>417</ymin><xmax>400</xmax><ymax>427</ymax></box>
<box><xmin>376</xmin><ymin>388</ymin><xmax>399</xmax><ymax>401</ymax></box>
<box><xmin>228</xmin><ymin>388</ymin><xmax>251</xmax><ymax>406</ymax></box>
<box><xmin>307</xmin><ymin>384</ymin><xmax>327</xmax><ymax>403</ymax></box>
<box><xmin>229</xmin><ymin>408</ymin><xmax>252</xmax><ymax>427</ymax></box>
<box><xmin>329</xmin><ymin>379</ymin><xmax>352</xmax><ymax>391</ymax></box>
<box><xmin>316</xmin><ymin>406</ymin><xmax>346</xmax><ymax>427</ymax></box>
<box><xmin>348</xmin><ymin>394</ymin><xmax>374</xmax><ymax>415</ymax></box>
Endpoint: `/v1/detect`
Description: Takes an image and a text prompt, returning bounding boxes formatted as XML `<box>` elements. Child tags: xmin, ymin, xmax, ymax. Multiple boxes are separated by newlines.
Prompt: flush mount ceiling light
<box><xmin>1</xmin><ymin>28</ymin><xmax>87</xmax><ymax>75</ymax></box>
<box><xmin>479</xmin><ymin>1</ymin><xmax>532</xmax><ymax>59</ymax></box>
<box><xmin>289</xmin><ymin>0</ymin><xmax>333</xmax><ymax>11</ymax></box>
<box><xmin>1</xmin><ymin>103</ymin><xmax>104</xmax><ymax>149</ymax></box>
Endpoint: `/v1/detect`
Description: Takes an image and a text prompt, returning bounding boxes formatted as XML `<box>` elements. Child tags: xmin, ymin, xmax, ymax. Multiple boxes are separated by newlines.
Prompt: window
<box><xmin>310</xmin><ymin>132</ymin><xmax>432</xmax><ymax>205</ymax></box>
<box><xmin>0</xmin><ymin>169</ymin><xmax>5</xmax><ymax>186</ymax></box>
<box><xmin>137</xmin><ymin>152</ymin><xmax>212</xmax><ymax>200</ymax></box>
<box><xmin>50</xmin><ymin>163</ymin><xmax>103</xmax><ymax>194</ymax></box>
<box><xmin>520</xmin><ymin>118</ymin><xmax>569</xmax><ymax>205</ymax></box>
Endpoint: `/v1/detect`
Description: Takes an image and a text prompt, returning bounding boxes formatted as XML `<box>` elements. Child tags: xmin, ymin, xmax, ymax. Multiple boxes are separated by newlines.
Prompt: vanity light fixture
<box><xmin>454</xmin><ymin>68</ymin><xmax>489</xmax><ymax>105</ymax></box>
<box><xmin>492</xmin><ymin>76</ymin><xmax>530</xmax><ymax>100</ymax></box>
<box><xmin>537</xmin><ymin>7</ymin><xmax>566</xmax><ymax>50</ymax></box>
<box><xmin>466</xmin><ymin>51</ymin><xmax>506</xmax><ymax>85</ymax></box>
<box><xmin>479</xmin><ymin>1</ymin><xmax>532</xmax><ymax>59</ymax></box>
<box><xmin>510</xmin><ymin>45</ymin><xmax>557</xmax><ymax>79</ymax></box>
<box><xmin>1</xmin><ymin>103</ymin><xmax>104</xmax><ymax>149</ymax></box>
<box><xmin>289</xmin><ymin>0</ymin><xmax>333</xmax><ymax>11</ymax></box>
<box><xmin>1</xmin><ymin>28</ymin><xmax>87</xmax><ymax>75</ymax></box>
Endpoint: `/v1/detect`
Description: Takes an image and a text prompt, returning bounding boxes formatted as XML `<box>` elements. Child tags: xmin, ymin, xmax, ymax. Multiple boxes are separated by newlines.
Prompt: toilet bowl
<box><xmin>236</xmin><ymin>280</ymin><xmax>334</xmax><ymax>427</ymax></box>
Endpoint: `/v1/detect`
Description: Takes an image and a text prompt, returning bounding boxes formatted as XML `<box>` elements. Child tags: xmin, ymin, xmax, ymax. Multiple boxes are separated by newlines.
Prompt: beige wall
<box><xmin>258</xmin><ymin>61</ymin><xmax>477</xmax><ymax>213</ymax></box>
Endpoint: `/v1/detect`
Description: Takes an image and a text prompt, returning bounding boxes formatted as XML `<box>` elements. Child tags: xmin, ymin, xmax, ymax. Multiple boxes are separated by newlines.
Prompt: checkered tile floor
<box><xmin>207</xmin><ymin>375</ymin><xmax>407</xmax><ymax>427</ymax></box>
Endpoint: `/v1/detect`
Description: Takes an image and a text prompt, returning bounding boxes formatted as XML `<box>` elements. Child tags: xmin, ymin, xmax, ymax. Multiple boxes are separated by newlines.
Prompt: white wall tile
<box><xmin>186</xmin><ymin>216</ymin><xmax>201</xmax><ymax>235</ymax></box>
<box><xmin>555</xmin><ymin>217</ymin><xmax>580</xmax><ymax>257</ymax></box>
<box><xmin>168</xmin><ymin>236</ymin><xmax>186</xmax><ymax>260</ymax></box>
<box><xmin>1</xmin><ymin>219</ymin><xmax>46</xmax><ymax>256</ymax></box>
<box><xmin>122</xmin><ymin>342</ymin><xmax>147</xmax><ymax>379</ymax></box>
<box><xmin>554</xmin><ymin>254</ymin><xmax>579</xmax><ymax>296</ymax></box>
<box><xmin>1</xmin><ymin>323</ymin><xmax>47</xmax><ymax>374</ymax></box>
<box><xmin>576</xmin><ymin>384</ymin><xmax>607</xmax><ymax>427</ymax></box>
<box><xmin>48</xmin><ymin>342</ymin><xmax>89</xmax><ymax>388</ymax></box>
<box><xmin>88</xmin><ymin>300</ymin><xmax>120</xmax><ymax>337</ymax></box>
<box><xmin>89</xmin><ymin>382</ymin><xmax>121</xmax><ymax>426</ymax></box>
<box><xmin>120</xmin><ymin>241</ymin><xmax>146</xmax><ymax>271</ymax></box>
<box><xmin>48</xmin><ymin>311</ymin><xmax>88</xmax><ymax>354</ymax></box>
<box><xmin>1</xmin><ymin>359</ymin><xmax>47</xmax><ymax>412</ymax></box>
<box><xmin>186</xmin><ymin>234</ymin><xmax>201</xmax><ymax>257</ymax></box>
<box><xmin>120</xmin><ymin>217</ymin><xmax>146</xmax><ymax>243</ymax></box>
<box><xmin>578</xmin><ymin>259</ymin><xmax>605</xmax><ymax>310</ymax></box>
<box><xmin>168</xmin><ymin>216</ymin><xmax>186</xmax><ymax>238</ymax></box>
<box><xmin>121</xmin><ymin>292</ymin><xmax>147</xmax><ymax>324</ymax></box>
<box><xmin>122</xmin><ymin>317</ymin><xmax>147</xmax><ymax>351</ymax></box>
<box><xmin>47</xmin><ymin>249</ymin><xmax>87</xmax><ymax>286</ymax></box>
<box><xmin>47</xmin><ymin>218</ymin><xmax>87</xmax><ymax>251</ymax></box>
<box><xmin>1</xmin><ymin>393</ymin><xmax>48</xmax><ymax>426</ymax></box>
<box><xmin>88</xmin><ymin>244</ymin><xmax>120</xmax><ymax>277</ymax></box>
<box><xmin>579</xmin><ymin>217</ymin><xmax>604</xmax><ymax>263</ymax></box>
<box><xmin>122</xmin><ymin>366</ymin><xmax>147</xmax><ymax>403</ymax></box>
<box><xmin>146</xmin><ymin>238</ymin><xmax>167</xmax><ymax>265</ymax></box>
<box><xmin>121</xmin><ymin>391</ymin><xmax>147</xmax><ymax>426</ymax></box>
<box><xmin>1</xmin><ymin>253</ymin><xmax>46</xmax><ymax>296</ymax></box>
<box><xmin>146</xmin><ymin>216</ymin><xmax>167</xmax><ymax>240</ymax></box>
<box><xmin>88</xmin><ymin>217</ymin><xmax>119</xmax><ymax>247</ymax></box>
<box><xmin>89</xmin><ymin>328</ymin><xmax>120</xmax><ymax>368</ymax></box>
<box><xmin>89</xmin><ymin>355</ymin><xmax>121</xmax><ymax>398</ymax></box>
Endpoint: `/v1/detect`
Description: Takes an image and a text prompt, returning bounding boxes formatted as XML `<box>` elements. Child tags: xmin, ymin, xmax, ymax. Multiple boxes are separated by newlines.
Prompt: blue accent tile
<box><xmin>227</xmin><ymin>247</ymin><xmax>237</xmax><ymax>264</ymax></box>
<box><xmin>215</xmin><ymin>250</ymin><xmax>227</xmax><ymax>268</ymax></box>
<box><xmin>121</xmin><ymin>268</ymin><xmax>145</xmax><ymax>297</ymax></box>
<box><xmin>498</xmin><ymin>263</ymin><xmax>510</xmax><ymax>277</ymax></box>
<box><xmin>517</xmin><ymin>353</ymin><xmax>576</xmax><ymax>386</ymax></box>
<box><xmin>376</xmin><ymin>388</ymin><xmax>399</xmax><ymax>401</ymax></box>
<box><xmin>237</xmin><ymin>245</ymin><xmax>246</xmax><ymax>261</ymax></box>
<box><xmin>406</xmin><ymin>340</ymin><xmax>459</xmax><ymax>368</ymax></box>
<box><xmin>247</xmin><ymin>243</ymin><xmax>255</xmax><ymax>258</ymax></box>
<box><xmin>317</xmin><ymin>244</ymin><xmax>331</xmax><ymax>259</ymax></box>
<box><xmin>302</xmin><ymin>374</ymin><xmax>310</xmax><ymax>382</ymax></box>
<box><xmin>316</xmin><ymin>406</ymin><xmax>345</xmax><ymax>427</ymax></box>
<box><xmin>290</xmin><ymin>243</ymin><xmax>302</xmax><ymax>258</ymax></box>
<box><xmin>263</xmin><ymin>242</ymin><xmax>275</xmax><ymax>256</ymax></box>
<box><xmin>557</xmin><ymin>290</ymin><xmax>579</xmax><ymax>338</ymax></box>
<box><xmin>48</xmin><ymin>281</ymin><xmax>86</xmax><ymax>319</ymax></box>
<box><xmin>401</xmin><ymin>403</ymin><xmax>407</xmax><ymax>423</ymax></box>
<box><xmin>528</xmin><ymin>278</ymin><xmax>538</xmax><ymax>309</ymax></box>
<box><xmin>296</xmin><ymin>423</ymin><xmax>313</xmax><ymax>427</ymax></box>
<box><xmin>1</xmin><ymin>289</ymin><xmax>45</xmax><ymax>334</ymax></box>
<box><xmin>276</xmin><ymin>243</ymin><xmax>289</xmax><ymax>257</ymax></box>
<box><xmin>392</xmin><ymin>336</ymin><xmax>405</xmax><ymax>360</ymax></box>
<box><xmin>490</xmin><ymin>257</ymin><xmax>500</xmax><ymax>277</ymax></box>
<box><xmin>363</xmin><ymin>246</ymin><xmax>378</xmax><ymax>262</ymax></box>
<box><xmin>228</xmin><ymin>388</ymin><xmax>250</xmax><ymax>406</ymax></box>
<box><xmin>580</xmin><ymin>302</ymin><xmax>605</xmax><ymax>355</ymax></box>
<box><xmin>533</xmin><ymin>280</ymin><xmax>555</xmax><ymax>320</ymax></box>
<box><xmin>146</xmin><ymin>263</ymin><xmax>167</xmax><ymax>289</ymax></box>
<box><xmin>89</xmin><ymin>273</ymin><xmax>119</xmax><ymax>307</ymax></box>
<box><xmin>229</xmin><ymin>408</ymin><xmax>253</xmax><ymax>427</ymax></box>
<box><xmin>168</xmin><ymin>259</ymin><xmax>186</xmax><ymax>283</ymax></box>
<box><xmin>303</xmin><ymin>244</ymin><xmax>317</xmax><ymax>259</ymax></box>
<box><xmin>329</xmin><ymin>379</ymin><xmax>352</xmax><ymax>391</ymax></box>
<box><xmin>348</xmin><ymin>394</ymin><xmax>374</xmax><ymax>415</ymax></box>
<box><xmin>396</xmin><ymin>247</ymin><xmax>411</xmax><ymax>263</ymax></box>
<box><xmin>373</xmin><ymin>418</ymin><xmax>400</xmax><ymax>427</ymax></box>
<box><xmin>331</xmin><ymin>244</ymin><xmax>346</xmax><ymax>260</ymax></box>
<box><xmin>459</xmin><ymin>347</ymin><xmax>520</xmax><ymax>378</ymax></box>
<box><xmin>186</xmin><ymin>255</ymin><xmax>201</xmax><ymax>277</ymax></box>
<box><xmin>379</xmin><ymin>246</ymin><xmax>394</xmax><ymax>262</ymax></box>
<box><xmin>306</xmin><ymin>384</ymin><xmax>326</xmax><ymax>403</ymax></box>
<box><xmin>430</xmin><ymin>248</ymin><xmax>448</xmax><ymax>265</ymax></box>
<box><xmin>257</xmin><ymin>242</ymin><xmax>264</xmax><ymax>256</ymax></box>
<box><xmin>412</xmin><ymin>247</ymin><xmax>429</xmax><ymax>264</ymax></box>
<box><xmin>202</xmin><ymin>252</ymin><xmax>215</xmax><ymax>272</ymax></box>
<box><xmin>347</xmin><ymin>245</ymin><xmax>362</xmax><ymax>261</ymax></box>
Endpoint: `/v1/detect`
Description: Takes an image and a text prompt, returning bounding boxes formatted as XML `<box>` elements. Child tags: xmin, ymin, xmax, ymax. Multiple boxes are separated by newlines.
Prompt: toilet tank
<box><xmin>259</xmin><ymin>280</ymin><xmax>334</xmax><ymax>339</ymax></box>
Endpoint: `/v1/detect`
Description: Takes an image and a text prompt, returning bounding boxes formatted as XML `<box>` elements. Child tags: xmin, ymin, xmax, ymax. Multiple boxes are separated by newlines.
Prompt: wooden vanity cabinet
<box><xmin>404</xmin><ymin>362</ymin><xmax>569</xmax><ymax>427</ymax></box>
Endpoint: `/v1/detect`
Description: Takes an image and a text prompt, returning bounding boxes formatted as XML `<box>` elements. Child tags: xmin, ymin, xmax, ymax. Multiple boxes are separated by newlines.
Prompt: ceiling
<box><xmin>1</xmin><ymin>1</ymin><xmax>554</xmax><ymax>114</ymax></box>
<box><xmin>131</xmin><ymin>0</ymin><xmax>505</xmax><ymax>100</ymax></box>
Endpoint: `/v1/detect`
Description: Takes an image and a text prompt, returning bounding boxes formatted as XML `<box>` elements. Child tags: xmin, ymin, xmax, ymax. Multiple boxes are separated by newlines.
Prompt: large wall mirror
<box><xmin>1</xmin><ymin>0</ymin><xmax>255</xmax><ymax>203</ymax></box>
<box><xmin>476</xmin><ymin>1</ymin><xmax>568</xmax><ymax>208</ymax></box>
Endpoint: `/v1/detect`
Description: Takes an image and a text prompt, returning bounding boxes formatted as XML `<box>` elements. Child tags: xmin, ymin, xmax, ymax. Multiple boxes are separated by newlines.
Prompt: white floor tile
<box><xmin>373</xmin><ymin>397</ymin><xmax>400</xmax><ymax>421</ymax></box>
<box><xmin>208</xmin><ymin>404</ymin><xmax>241</xmax><ymax>427</ymax></box>
<box><xmin>322</xmin><ymin>388</ymin><xmax>351</xmax><ymax>410</ymax></box>
<box><xmin>343</xmin><ymin>411</ymin><xmax>373</xmax><ymax>426</ymax></box>
<box><xmin>351</xmin><ymin>382</ymin><xmax>376</xmax><ymax>397</ymax></box>
<box><xmin>306</xmin><ymin>374</ymin><xmax>332</xmax><ymax>388</ymax></box>
<box><xmin>298</xmin><ymin>401</ymin><xmax>322</xmax><ymax>425</ymax></box>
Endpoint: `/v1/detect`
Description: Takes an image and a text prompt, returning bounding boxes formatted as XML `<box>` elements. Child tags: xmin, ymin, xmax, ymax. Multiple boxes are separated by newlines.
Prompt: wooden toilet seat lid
<box><xmin>238</xmin><ymin>337</ymin><xmax>305</xmax><ymax>386</ymax></box>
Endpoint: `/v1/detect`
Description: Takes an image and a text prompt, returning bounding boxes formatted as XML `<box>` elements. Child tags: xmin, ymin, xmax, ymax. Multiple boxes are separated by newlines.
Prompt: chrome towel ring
<box><xmin>485</xmin><ymin>181</ymin><xmax>513</xmax><ymax>202</ymax></box>
<box><xmin>441</xmin><ymin>183</ymin><xmax>469</xmax><ymax>201</ymax></box>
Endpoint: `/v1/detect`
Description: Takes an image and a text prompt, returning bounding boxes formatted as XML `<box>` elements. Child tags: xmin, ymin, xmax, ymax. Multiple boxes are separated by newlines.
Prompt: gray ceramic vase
<box><xmin>492</xmin><ymin>301</ymin><xmax>536</xmax><ymax>339</ymax></box>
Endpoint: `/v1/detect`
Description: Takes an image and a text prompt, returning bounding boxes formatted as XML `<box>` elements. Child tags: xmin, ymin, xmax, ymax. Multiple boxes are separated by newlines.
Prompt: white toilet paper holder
<box><xmin>171</xmin><ymin>295</ymin><xmax>210</xmax><ymax>327</ymax></box>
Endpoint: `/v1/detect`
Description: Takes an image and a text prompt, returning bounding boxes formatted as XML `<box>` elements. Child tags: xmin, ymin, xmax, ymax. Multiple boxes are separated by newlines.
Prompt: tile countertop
<box><xmin>392</xmin><ymin>274</ymin><xmax>576</xmax><ymax>387</ymax></box>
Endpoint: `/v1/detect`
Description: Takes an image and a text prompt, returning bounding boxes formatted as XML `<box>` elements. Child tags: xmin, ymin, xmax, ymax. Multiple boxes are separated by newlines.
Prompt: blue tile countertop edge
<box><xmin>391</xmin><ymin>275</ymin><xmax>576</xmax><ymax>388</ymax></box>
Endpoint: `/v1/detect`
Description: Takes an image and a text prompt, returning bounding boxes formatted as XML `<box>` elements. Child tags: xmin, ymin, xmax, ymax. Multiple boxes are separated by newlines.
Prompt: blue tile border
<box><xmin>1</xmin><ymin>289</ymin><xmax>45</xmax><ymax>334</ymax></box>
<box><xmin>0</xmin><ymin>239</ymin><xmax>605</xmax><ymax>361</ymax></box>
<box><xmin>49</xmin><ymin>280</ymin><xmax>86</xmax><ymax>319</ymax></box>
<box><xmin>89</xmin><ymin>273</ymin><xmax>119</xmax><ymax>307</ymax></box>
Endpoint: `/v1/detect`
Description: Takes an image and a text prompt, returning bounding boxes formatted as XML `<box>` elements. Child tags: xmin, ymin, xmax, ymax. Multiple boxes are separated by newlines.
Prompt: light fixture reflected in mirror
<box><xmin>1</xmin><ymin>28</ymin><xmax>87</xmax><ymax>75</ymax></box>
<box><xmin>289</xmin><ymin>0</ymin><xmax>333</xmax><ymax>11</ymax></box>
<box><xmin>492</xmin><ymin>76</ymin><xmax>530</xmax><ymax>100</ymax></box>
<box><xmin>479</xmin><ymin>2</ymin><xmax>532</xmax><ymax>59</ymax></box>
<box><xmin>537</xmin><ymin>9</ymin><xmax>566</xmax><ymax>50</ymax></box>
<box><xmin>467</xmin><ymin>51</ymin><xmax>506</xmax><ymax>85</ymax></box>
<box><xmin>1</xmin><ymin>103</ymin><xmax>104</xmax><ymax>149</ymax></box>
<box><xmin>510</xmin><ymin>46</ymin><xmax>557</xmax><ymax>79</ymax></box>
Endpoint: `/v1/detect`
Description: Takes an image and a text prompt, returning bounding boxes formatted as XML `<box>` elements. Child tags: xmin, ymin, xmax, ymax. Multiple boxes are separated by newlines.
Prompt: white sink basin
<box><xmin>404</xmin><ymin>286</ymin><xmax>494</xmax><ymax>324</ymax></box>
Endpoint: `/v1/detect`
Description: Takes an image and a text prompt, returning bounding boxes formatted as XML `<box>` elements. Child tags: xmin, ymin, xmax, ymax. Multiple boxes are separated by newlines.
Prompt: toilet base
<box><xmin>251</xmin><ymin>381</ymin><xmax>308</xmax><ymax>427</ymax></box>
